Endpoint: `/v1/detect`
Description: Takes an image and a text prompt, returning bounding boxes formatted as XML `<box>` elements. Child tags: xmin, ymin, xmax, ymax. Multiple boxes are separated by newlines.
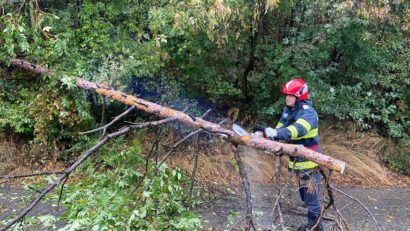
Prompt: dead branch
<box><xmin>310</xmin><ymin>170</ymin><xmax>334</xmax><ymax>230</ymax></box>
<box><xmin>276</xmin><ymin>202</ymin><xmax>285</xmax><ymax>230</ymax></box>
<box><xmin>321</xmin><ymin>169</ymin><xmax>334</xmax><ymax>209</ymax></box>
<box><xmin>79</xmin><ymin>105</ymin><xmax>136</xmax><ymax>135</ymax></box>
<box><xmin>130</xmin><ymin>127</ymin><xmax>164</xmax><ymax>194</ymax></box>
<box><xmin>283</xmin><ymin>208</ymin><xmax>336</xmax><ymax>222</ymax></box>
<box><xmin>275</xmin><ymin>192</ymin><xmax>285</xmax><ymax>229</ymax></box>
<box><xmin>1</xmin><ymin>118</ymin><xmax>174</xmax><ymax>231</ymax></box>
<box><xmin>128</xmin><ymin>106</ymin><xmax>190</xmax><ymax>193</ymax></box>
<box><xmin>330</xmin><ymin>186</ymin><xmax>382</xmax><ymax>231</ymax></box>
<box><xmin>57</xmin><ymin>174</ymin><xmax>69</xmax><ymax>209</ymax></box>
<box><xmin>332</xmin><ymin>203</ymin><xmax>351</xmax><ymax>231</ymax></box>
<box><xmin>233</xmin><ymin>145</ymin><xmax>254</xmax><ymax>231</ymax></box>
<box><xmin>2</xmin><ymin>134</ymin><xmax>113</xmax><ymax>230</ymax></box>
<box><xmin>229</xmin><ymin>216</ymin><xmax>247</xmax><ymax>231</ymax></box>
<box><xmin>0</xmin><ymin>171</ymin><xmax>67</xmax><ymax>180</ymax></box>
<box><xmin>143</xmin><ymin>116</ymin><xmax>225</xmax><ymax>192</ymax></box>
<box><xmin>270</xmin><ymin>171</ymin><xmax>294</xmax><ymax>216</ymax></box>
<box><xmin>99</xmin><ymin>96</ymin><xmax>107</xmax><ymax>138</ymax></box>
<box><xmin>189</xmin><ymin>134</ymin><xmax>200</xmax><ymax>197</ymax></box>
<box><xmin>27</xmin><ymin>185</ymin><xmax>41</xmax><ymax>194</ymax></box>
<box><xmin>273</xmin><ymin>150</ymin><xmax>285</xmax><ymax>230</ymax></box>
<box><xmin>339</xmin><ymin>201</ymin><xmax>354</xmax><ymax>212</ymax></box>
<box><xmin>200</xmin><ymin>109</ymin><xmax>212</xmax><ymax>119</ymax></box>
<box><xmin>275</xmin><ymin>155</ymin><xmax>281</xmax><ymax>181</ymax></box>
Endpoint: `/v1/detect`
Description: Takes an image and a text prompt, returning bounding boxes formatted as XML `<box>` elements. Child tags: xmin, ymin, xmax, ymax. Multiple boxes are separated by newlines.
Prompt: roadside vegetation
<box><xmin>0</xmin><ymin>0</ymin><xmax>409</xmax><ymax>229</ymax></box>
<box><xmin>58</xmin><ymin>135</ymin><xmax>202</xmax><ymax>230</ymax></box>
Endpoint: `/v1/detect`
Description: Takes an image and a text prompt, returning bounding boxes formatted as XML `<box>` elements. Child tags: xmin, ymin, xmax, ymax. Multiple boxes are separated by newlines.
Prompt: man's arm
<box><xmin>277</xmin><ymin>108</ymin><xmax>318</xmax><ymax>141</ymax></box>
<box><xmin>265</xmin><ymin>107</ymin><xmax>287</xmax><ymax>139</ymax></box>
<box><xmin>266</xmin><ymin>107</ymin><xmax>318</xmax><ymax>141</ymax></box>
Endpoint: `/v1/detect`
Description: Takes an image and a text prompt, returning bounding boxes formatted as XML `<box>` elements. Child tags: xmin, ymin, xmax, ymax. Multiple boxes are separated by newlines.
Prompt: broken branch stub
<box><xmin>76</xmin><ymin>78</ymin><xmax>346</xmax><ymax>174</ymax></box>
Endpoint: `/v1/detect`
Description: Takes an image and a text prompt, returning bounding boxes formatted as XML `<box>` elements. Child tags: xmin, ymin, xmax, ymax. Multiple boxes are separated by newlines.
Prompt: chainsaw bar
<box><xmin>232</xmin><ymin>123</ymin><xmax>250</xmax><ymax>136</ymax></box>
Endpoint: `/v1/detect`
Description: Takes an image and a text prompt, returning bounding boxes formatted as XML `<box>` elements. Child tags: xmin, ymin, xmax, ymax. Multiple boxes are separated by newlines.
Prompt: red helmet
<box><xmin>281</xmin><ymin>78</ymin><xmax>309</xmax><ymax>100</ymax></box>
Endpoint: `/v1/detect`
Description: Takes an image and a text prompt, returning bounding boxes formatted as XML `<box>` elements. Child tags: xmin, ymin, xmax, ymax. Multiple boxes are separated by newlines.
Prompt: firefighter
<box><xmin>264</xmin><ymin>78</ymin><xmax>324</xmax><ymax>231</ymax></box>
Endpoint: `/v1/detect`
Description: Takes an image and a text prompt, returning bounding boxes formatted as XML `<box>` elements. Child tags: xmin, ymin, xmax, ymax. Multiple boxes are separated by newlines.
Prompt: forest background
<box><xmin>0</xmin><ymin>0</ymin><xmax>409</xmax><ymax>229</ymax></box>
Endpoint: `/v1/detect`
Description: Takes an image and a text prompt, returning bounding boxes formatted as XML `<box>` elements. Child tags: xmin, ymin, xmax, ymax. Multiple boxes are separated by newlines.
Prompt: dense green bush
<box><xmin>60</xmin><ymin>136</ymin><xmax>202</xmax><ymax>230</ymax></box>
<box><xmin>383</xmin><ymin>148</ymin><xmax>410</xmax><ymax>175</ymax></box>
<box><xmin>0</xmin><ymin>0</ymin><xmax>408</xmax><ymax>159</ymax></box>
<box><xmin>384</xmin><ymin>154</ymin><xmax>410</xmax><ymax>175</ymax></box>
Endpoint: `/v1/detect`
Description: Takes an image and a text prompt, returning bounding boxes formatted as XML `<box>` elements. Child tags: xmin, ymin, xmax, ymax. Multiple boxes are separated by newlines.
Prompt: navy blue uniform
<box><xmin>274</xmin><ymin>100</ymin><xmax>323</xmax><ymax>230</ymax></box>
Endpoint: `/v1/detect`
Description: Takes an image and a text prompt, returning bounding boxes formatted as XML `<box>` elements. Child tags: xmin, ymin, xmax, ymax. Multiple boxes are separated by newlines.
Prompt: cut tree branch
<box><xmin>143</xmin><ymin>117</ymin><xmax>226</xmax><ymax>192</ymax></box>
<box><xmin>189</xmin><ymin>134</ymin><xmax>200</xmax><ymax>197</ymax></box>
<box><xmin>7</xmin><ymin>58</ymin><xmax>347</xmax><ymax>173</ymax></box>
<box><xmin>330</xmin><ymin>185</ymin><xmax>382</xmax><ymax>231</ymax></box>
<box><xmin>79</xmin><ymin>105</ymin><xmax>136</xmax><ymax>135</ymax></box>
<box><xmin>75</xmin><ymin>78</ymin><xmax>346</xmax><ymax>173</ymax></box>
<box><xmin>0</xmin><ymin>171</ymin><xmax>67</xmax><ymax>180</ymax></box>
<box><xmin>273</xmin><ymin>154</ymin><xmax>285</xmax><ymax>230</ymax></box>
<box><xmin>2</xmin><ymin>131</ymin><xmax>118</xmax><ymax>230</ymax></box>
<box><xmin>233</xmin><ymin>145</ymin><xmax>254</xmax><ymax>231</ymax></box>
<box><xmin>1</xmin><ymin>118</ymin><xmax>174</xmax><ymax>231</ymax></box>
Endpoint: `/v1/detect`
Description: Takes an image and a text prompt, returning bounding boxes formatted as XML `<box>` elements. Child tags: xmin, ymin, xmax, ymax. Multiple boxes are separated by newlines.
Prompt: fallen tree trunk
<box><xmin>10</xmin><ymin>58</ymin><xmax>54</xmax><ymax>76</ymax></box>
<box><xmin>9</xmin><ymin>58</ymin><xmax>346</xmax><ymax>173</ymax></box>
<box><xmin>76</xmin><ymin>78</ymin><xmax>346</xmax><ymax>173</ymax></box>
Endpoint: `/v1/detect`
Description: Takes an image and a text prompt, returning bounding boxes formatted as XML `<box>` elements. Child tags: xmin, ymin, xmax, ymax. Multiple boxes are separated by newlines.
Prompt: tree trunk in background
<box><xmin>242</xmin><ymin>28</ymin><xmax>258</xmax><ymax>103</ymax></box>
<box><xmin>29</xmin><ymin>0</ymin><xmax>36</xmax><ymax>29</ymax></box>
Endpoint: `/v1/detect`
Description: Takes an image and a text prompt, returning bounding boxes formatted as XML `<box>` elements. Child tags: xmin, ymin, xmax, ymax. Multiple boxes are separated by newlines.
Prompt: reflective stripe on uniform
<box><xmin>286</xmin><ymin>125</ymin><xmax>298</xmax><ymax>139</ymax></box>
<box><xmin>288</xmin><ymin>160</ymin><xmax>318</xmax><ymax>170</ymax></box>
<box><xmin>291</xmin><ymin>128</ymin><xmax>318</xmax><ymax>140</ymax></box>
<box><xmin>276</xmin><ymin>122</ymin><xmax>284</xmax><ymax>129</ymax></box>
<box><xmin>295</xmin><ymin>118</ymin><xmax>311</xmax><ymax>132</ymax></box>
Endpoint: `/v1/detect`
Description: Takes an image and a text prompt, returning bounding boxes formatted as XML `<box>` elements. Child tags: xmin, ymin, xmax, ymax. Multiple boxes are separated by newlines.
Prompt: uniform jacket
<box><xmin>275</xmin><ymin>100</ymin><xmax>320</xmax><ymax>168</ymax></box>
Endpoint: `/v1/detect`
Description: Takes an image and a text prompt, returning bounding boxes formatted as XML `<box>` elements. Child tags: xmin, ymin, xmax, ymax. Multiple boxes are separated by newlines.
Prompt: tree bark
<box><xmin>29</xmin><ymin>0</ymin><xmax>36</xmax><ymax>29</ymax></box>
<box><xmin>10</xmin><ymin>58</ymin><xmax>54</xmax><ymax>76</ymax></box>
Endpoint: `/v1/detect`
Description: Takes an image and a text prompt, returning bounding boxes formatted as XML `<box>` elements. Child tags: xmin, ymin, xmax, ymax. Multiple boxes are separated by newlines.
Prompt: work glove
<box><xmin>251</xmin><ymin>131</ymin><xmax>264</xmax><ymax>138</ymax></box>
<box><xmin>264</xmin><ymin>127</ymin><xmax>277</xmax><ymax>140</ymax></box>
<box><xmin>253</xmin><ymin>124</ymin><xmax>266</xmax><ymax>133</ymax></box>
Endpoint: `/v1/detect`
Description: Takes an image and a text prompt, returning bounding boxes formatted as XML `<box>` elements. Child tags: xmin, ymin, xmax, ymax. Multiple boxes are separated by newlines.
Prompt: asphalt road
<box><xmin>197</xmin><ymin>185</ymin><xmax>410</xmax><ymax>231</ymax></box>
<box><xmin>0</xmin><ymin>185</ymin><xmax>409</xmax><ymax>230</ymax></box>
<box><xmin>0</xmin><ymin>187</ymin><xmax>65</xmax><ymax>230</ymax></box>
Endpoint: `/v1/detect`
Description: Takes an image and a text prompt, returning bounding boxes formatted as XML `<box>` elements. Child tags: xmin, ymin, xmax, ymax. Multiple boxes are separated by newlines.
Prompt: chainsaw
<box><xmin>232</xmin><ymin>123</ymin><xmax>267</xmax><ymax>138</ymax></box>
